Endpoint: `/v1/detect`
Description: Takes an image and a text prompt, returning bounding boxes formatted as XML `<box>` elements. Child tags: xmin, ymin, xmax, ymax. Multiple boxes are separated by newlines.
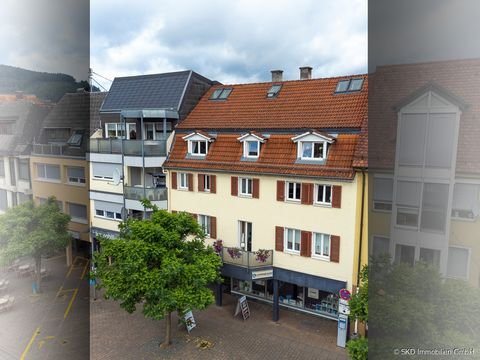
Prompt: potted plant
<box><xmin>255</xmin><ymin>249</ymin><xmax>270</xmax><ymax>263</ymax></box>
<box><xmin>227</xmin><ymin>247</ymin><xmax>242</xmax><ymax>259</ymax></box>
<box><xmin>212</xmin><ymin>240</ymin><xmax>223</xmax><ymax>254</ymax></box>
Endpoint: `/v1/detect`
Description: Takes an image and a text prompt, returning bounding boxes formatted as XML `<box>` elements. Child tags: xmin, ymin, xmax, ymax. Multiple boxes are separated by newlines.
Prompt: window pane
<box><xmin>396</xmin><ymin>181</ymin><xmax>421</xmax><ymax>207</ymax></box>
<box><xmin>200</xmin><ymin>141</ymin><xmax>207</xmax><ymax>154</ymax></box>
<box><xmin>398</xmin><ymin>113</ymin><xmax>427</xmax><ymax>166</ymax></box>
<box><xmin>374</xmin><ymin>178</ymin><xmax>393</xmax><ymax>202</ymax></box>
<box><xmin>335</xmin><ymin>80</ymin><xmax>349</xmax><ymax>92</ymax></box>
<box><xmin>248</xmin><ymin>141</ymin><xmax>258</xmax><ymax>156</ymax></box>
<box><xmin>46</xmin><ymin>165</ymin><xmax>60</xmax><ymax>180</ymax></box>
<box><xmin>192</xmin><ymin>141</ymin><xmax>199</xmax><ymax>153</ymax></box>
<box><xmin>348</xmin><ymin>78</ymin><xmax>364</xmax><ymax>91</ymax></box>
<box><xmin>69</xmin><ymin>203</ymin><xmax>87</xmax><ymax>220</ymax></box>
<box><xmin>288</xmin><ymin>183</ymin><xmax>294</xmax><ymax>199</ymax></box>
<box><xmin>294</xmin><ymin>230</ymin><xmax>300</xmax><ymax>251</ymax></box>
<box><xmin>19</xmin><ymin>160</ymin><xmax>30</xmax><ymax>180</ymax></box>
<box><xmin>421</xmin><ymin>183</ymin><xmax>449</xmax><ymax>232</ymax></box>
<box><xmin>295</xmin><ymin>183</ymin><xmax>301</xmax><ymax>199</ymax></box>
<box><xmin>325</xmin><ymin>186</ymin><xmax>331</xmax><ymax>203</ymax></box>
<box><xmin>313</xmin><ymin>143</ymin><xmax>324</xmax><ymax>158</ymax></box>
<box><xmin>37</xmin><ymin>164</ymin><xmax>46</xmax><ymax>178</ymax></box>
<box><xmin>419</xmin><ymin>248</ymin><xmax>441</xmax><ymax>268</ymax></box>
<box><xmin>95</xmin><ymin>209</ymin><xmax>103</xmax><ymax>216</ymax></box>
<box><xmin>395</xmin><ymin>244</ymin><xmax>415</xmax><ymax>265</ymax></box>
<box><xmin>447</xmin><ymin>247</ymin><xmax>469</xmax><ymax>278</ymax></box>
<box><xmin>397</xmin><ymin>207</ymin><xmax>419</xmax><ymax>227</ymax></box>
<box><xmin>302</xmin><ymin>142</ymin><xmax>312</xmax><ymax>158</ymax></box>
<box><xmin>372</xmin><ymin>236</ymin><xmax>390</xmax><ymax>258</ymax></box>
<box><xmin>67</xmin><ymin>167</ymin><xmax>85</xmax><ymax>179</ymax></box>
<box><xmin>425</xmin><ymin>113</ymin><xmax>456</xmax><ymax>168</ymax></box>
<box><xmin>323</xmin><ymin>236</ymin><xmax>330</xmax><ymax>256</ymax></box>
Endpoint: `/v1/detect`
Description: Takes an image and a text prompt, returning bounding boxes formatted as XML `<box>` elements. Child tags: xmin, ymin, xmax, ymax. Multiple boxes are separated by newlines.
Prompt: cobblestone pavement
<box><xmin>91</xmin><ymin>292</ymin><xmax>348</xmax><ymax>360</ymax></box>
<box><xmin>0</xmin><ymin>254</ymin><xmax>90</xmax><ymax>360</ymax></box>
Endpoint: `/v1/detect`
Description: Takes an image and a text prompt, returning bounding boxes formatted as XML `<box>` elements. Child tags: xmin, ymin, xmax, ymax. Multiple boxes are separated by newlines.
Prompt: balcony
<box><xmin>89</xmin><ymin>139</ymin><xmax>167</xmax><ymax>156</ymax></box>
<box><xmin>32</xmin><ymin>143</ymin><xmax>85</xmax><ymax>157</ymax></box>
<box><xmin>221</xmin><ymin>247</ymin><xmax>273</xmax><ymax>268</ymax></box>
<box><xmin>124</xmin><ymin>186</ymin><xmax>168</xmax><ymax>201</ymax></box>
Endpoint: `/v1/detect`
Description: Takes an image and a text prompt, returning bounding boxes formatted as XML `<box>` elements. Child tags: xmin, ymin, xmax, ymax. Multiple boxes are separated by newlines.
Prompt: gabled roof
<box><xmin>291</xmin><ymin>130</ymin><xmax>336</xmax><ymax>143</ymax></box>
<box><xmin>182</xmin><ymin>130</ymin><xmax>215</xmax><ymax>141</ymax></box>
<box><xmin>177</xmin><ymin>74</ymin><xmax>367</xmax><ymax>130</ymax></box>
<box><xmin>164</xmin><ymin>132</ymin><xmax>359</xmax><ymax>179</ymax></box>
<box><xmin>237</xmin><ymin>131</ymin><xmax>267</xmax><ymax>142</ymax></box>
<box><xmin>100</xmin><ymin>70</ymin><xmax>213</xmax><ymax>113</ymax></box>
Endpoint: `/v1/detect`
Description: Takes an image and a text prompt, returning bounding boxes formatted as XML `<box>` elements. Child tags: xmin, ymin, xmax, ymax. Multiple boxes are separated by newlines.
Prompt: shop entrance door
<box><xmin>239</xmin><ymin>221</ymin><xmax>252</xmax><ymax>252</ymax></box>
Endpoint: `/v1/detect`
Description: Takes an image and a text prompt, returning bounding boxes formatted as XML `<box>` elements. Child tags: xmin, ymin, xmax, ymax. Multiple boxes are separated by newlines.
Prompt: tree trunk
<box><xmin>34</xmin><ymin>255</ymin><xmax>42</xmax><ymax>293</ymax></box>
<box><xmin>160</xmin><ymin>311</ymin><xmax>172</xmax><ymax>348</ymax></box>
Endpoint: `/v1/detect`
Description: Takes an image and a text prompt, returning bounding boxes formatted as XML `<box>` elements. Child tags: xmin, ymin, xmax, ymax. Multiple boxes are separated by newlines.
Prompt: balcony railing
<box><xmin>89</xmin><ymin>139</ymin><xmax>167</xmax><ymax>156</ymax></box>
<box><xmin>221</xmin><ymin>247</ymin><xmax>273</xmax><ymax>268</ymax></box>
<box><xmin>124</xmin><ymin>186</ymin><xmax>168</xmax><ymax>201</ymax></box>
<box><xmin>32</xmin><ymin>143</ymin><xmax>85</xmax><ymax>157</ymax></box>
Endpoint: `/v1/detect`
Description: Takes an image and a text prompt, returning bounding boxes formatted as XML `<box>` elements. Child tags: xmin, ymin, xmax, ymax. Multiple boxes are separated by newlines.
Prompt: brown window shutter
<box><xmin>252</xmin><ymin>178</ymin><xmax>260</xmax><ymax>198</ymax></box>
<box><xmin>171</xmin><ymin>172</ymin><xmax>177</xmax><ymax>189</ymax></box>
<box><xmin>301</xmin><ymin>183</ymin><xmax>314</xmax><ymax>205</ymax></box>
<box><xmin>276</xmin><ymin>180</ymin><xmax>285</xmax><ymax>201</ymax></box>
<box><xmin>231</xmin><ymin>176</ymin><xmax>238</xmax><ymax>196</ymax></box>
<box><xmin>275</xmin><ymin>226</ymin><xmax>284</xmax><ymax>252</ymax></box>
<box><xmin>330</xmin><ymin>235</ymin><xmax>340</xmax><ymax>263</ymax></box>
<box><xmin>332</xmin><ymin>186</ymin><xmax>342</xmax><ymax>208</ymax></box>
<box><xmin>187</xmin><ymin>173</ymin><xmax>194</xmax><ymax>191</ymax></box>
<box><xmin>210</xmin><ymin>216</ymin><xmax>217</xmax><ymax>239</ymax></box>
<box><xmin>210</xmin><ymin>175</ymin><xmax>216</xmax><ymax>194</ymax></box>
<box><xmin>300</xmin><ymin>231</ymin><xmax>312</xmax><ymax>257</ymax></box>
<box><xmin>198</xmin><ymin>174</ymin><xmax>204</xmax><ymax>192</ymax></box>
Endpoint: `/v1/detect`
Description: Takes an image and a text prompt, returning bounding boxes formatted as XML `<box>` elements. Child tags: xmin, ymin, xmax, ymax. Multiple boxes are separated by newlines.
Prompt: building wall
<box><xmin>30</xmin><ymin>155</ymin><xmax>90</xmax><ymax>241</ymax></box>
<box><xmin>351</xmin><ymin>171</ymin><xmax>369</xmax><ymax>287</ymax></box>
<box><xmin>167</xmin><ymin>170</ymin><xmax>360</xmax><ymax>290</ymax></box>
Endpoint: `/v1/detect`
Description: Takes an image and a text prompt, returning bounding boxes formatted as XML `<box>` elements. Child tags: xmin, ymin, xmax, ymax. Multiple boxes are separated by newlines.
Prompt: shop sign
<box><xmin>234</xmin><ymin>295</ymin><xmax>250</xmax><ymax>320</ymax></box>
<box><xmin>183</xmin><ymin>310</ymin><xmax>196</xmax><ymax>333</ymax></box>
<box><xmin>251</xmin><ymin>269</ymin><xmax>273</xmax><ymax>280</ymax></box>
<box><xmin>307</xmin><ymin>288</ymin><xmax>319</xmax><ymax>299</ymax></box>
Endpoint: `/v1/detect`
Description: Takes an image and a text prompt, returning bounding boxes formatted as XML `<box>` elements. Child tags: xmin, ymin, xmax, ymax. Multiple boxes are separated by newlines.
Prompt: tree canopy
<box><xmin>94</xmin><ymin>206</ymin><xmax>222</xmax><ymax>347</ymax></box>
<box><xmin>0</xmin><ymin>197</ymin><xmax>71</xmax><ymax>290</ymax></box>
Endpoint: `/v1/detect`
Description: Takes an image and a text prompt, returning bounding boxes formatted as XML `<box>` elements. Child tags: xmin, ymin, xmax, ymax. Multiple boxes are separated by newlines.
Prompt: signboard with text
<box><xmin>234</xmin><ymin>295</ymin><xmax>250</xmax><ymax>320</ymax></box>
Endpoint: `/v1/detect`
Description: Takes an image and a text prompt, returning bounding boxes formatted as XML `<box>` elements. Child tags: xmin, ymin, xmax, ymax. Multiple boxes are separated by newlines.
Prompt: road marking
<box><xmin>56</xmin><ymin>286</ymin><xmax>63</xmax><ymax>298</ymax></box>
<box><xmin>66</xmin><ymin>257</ymin><xmax>78</xmax><ymax>278</ymax></box>
<box><xmin>20</xmin><ymin>327</ymin><xmax>40</xmax><ymax>360</ymax></box>
<box><xmin>80</xmin><ymin>259</ymin><xmax>90</xmax><ymax>280</ymax></box>
<box><xmin>63</xmin><ymin>288</ymin><xmax>79</xmax><ymax>320</ymax></box>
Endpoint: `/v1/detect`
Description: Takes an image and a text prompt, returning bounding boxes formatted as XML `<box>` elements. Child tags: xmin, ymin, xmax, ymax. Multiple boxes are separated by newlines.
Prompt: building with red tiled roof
<box><xmin>163</xmin><ymin>68</ymin><xmax>369</xmax><ymax>324</ymax></box>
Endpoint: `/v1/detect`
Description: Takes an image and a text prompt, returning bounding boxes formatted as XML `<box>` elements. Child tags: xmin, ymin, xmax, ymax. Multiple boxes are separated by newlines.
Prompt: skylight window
<box><xmin>67</xmin><ymin>132</ymin><xmax>82</xmax><ymax>146</ymax></box>
<box><xmin>267</xmin><ymin>84</ymin><xmax>282</xmax><ymax>98</ymax></box>
<box><xmin>210</xmin><ymin>87</ymin><xmax>232</xmax><ymax>100</ymax></box>
<box><xmin>335</xmin><ymin>78</ymin><xmax>364</xmax><ymax>93</ymax></box>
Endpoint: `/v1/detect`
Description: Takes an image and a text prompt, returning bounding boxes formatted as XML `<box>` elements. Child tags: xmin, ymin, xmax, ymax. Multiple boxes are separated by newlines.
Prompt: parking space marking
<box><xmin>80</xmin><ymin>259</ymin><xmax>90</xmax><ymax>280</ymax></box>
<box><xmin>20</xmin><ymin>327</ymin><xmax>40</xmax><ymax>360</ymax></box>
<box><xmin>63</xmin><ymin>288</ymin><xmax>79</xmax><ymax>320</ymax></box>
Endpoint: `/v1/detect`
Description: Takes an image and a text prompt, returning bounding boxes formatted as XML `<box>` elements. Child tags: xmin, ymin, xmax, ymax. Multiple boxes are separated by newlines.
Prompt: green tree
<box><xmin>347</xmin><ymin>264</ymin><xmax>368</xmax><ymax>360</ymax></box>
<box><xmin>0</xmin><ymin>197</ymin><xmax>71</xmax><ymax>292</ymax></box>
<box><xmin>94</xmin><ymin>204</ymin><xmax>222</xmax><ymax>348</ymax></box>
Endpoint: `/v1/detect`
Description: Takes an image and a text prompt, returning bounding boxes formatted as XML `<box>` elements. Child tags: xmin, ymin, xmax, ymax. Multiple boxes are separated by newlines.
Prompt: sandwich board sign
<box><xmin>234</xmin><ymin>295</ymin><xmax>250</xmax><ymax>320</ymax></box>
<box><xmin>183</xmin><ymin>310</ymin><xmax>196</xmax><ymax>333</ymax></box>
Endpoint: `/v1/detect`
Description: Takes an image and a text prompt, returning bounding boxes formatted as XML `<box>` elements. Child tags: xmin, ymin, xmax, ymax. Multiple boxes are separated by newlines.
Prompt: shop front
<box><xmin>220</xmin><ymin>263</ymin><xmax>346</xmax><ymax>321</ymax></box>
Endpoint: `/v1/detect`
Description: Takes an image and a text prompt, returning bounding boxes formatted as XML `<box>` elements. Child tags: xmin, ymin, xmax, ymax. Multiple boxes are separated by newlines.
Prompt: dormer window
<box><xmin>245</xmin><ymin>141</ymin><xmax>259</xmax><ymax>158</ymax></box>
<box><xmin>237</xmin><ymin>132</ymin><xmax>266</xmax><ymax>160</ymax></box>
<box><xmin>292</xmin><ymin>131</ymin><xmax>335</xmax><ymax>162</ymax></box>
<box><xmin>210</xmin><ymin>87</ymin><xmax>232</xmax><ymax>100</ymax></box>
<box><xmin>301</xmin><ymin>141</ymin><xmax>325</xmax><ymax>159</ymax></box>
<box><xmin>183</xmin><ymin>131</ymin><xmax>214</xmax><ymax>157</ymax></box>
<box><xmin>190</xmin><ymin>140</ymin><xmax>208</xmax><ymax>155</ymax></box>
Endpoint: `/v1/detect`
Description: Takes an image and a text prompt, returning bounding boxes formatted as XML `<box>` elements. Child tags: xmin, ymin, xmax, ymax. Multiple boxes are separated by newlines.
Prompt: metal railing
<box><xmin>124</xmin><ymin>186</ymin><xmax>168</xmax><ymax>201</ymax></box>
<box><xmin>221</xmin><ymin>247</ymin><xmax>273</xmax><ymax>268</ymax></box>
<box><xmin>89</xmin><ymin>139</ymin><xmax>167</xmax><ymax>156</ymax></box>
<box><xmin>32</xmin><ymin>143</ymin><xmax>85</xmax><ymax>157</ymax></box>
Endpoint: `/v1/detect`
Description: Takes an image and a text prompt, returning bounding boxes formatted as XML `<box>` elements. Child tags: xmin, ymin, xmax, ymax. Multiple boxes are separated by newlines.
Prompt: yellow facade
<box><xmin>30</xmin><ymin>155</ymin><xmax>90</xmax><ymax>242</ymax></box>
<box><xmin>167</xmin><ymin>170</ymin><xmax>367</xmax><ymax>291</ymax></box>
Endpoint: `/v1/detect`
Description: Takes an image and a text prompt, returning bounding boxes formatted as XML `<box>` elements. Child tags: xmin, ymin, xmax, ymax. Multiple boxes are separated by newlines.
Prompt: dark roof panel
<box><xmin>101</xmin><ymin>71</ymin><xmax>193</xmax><ymax>112</ymax></box>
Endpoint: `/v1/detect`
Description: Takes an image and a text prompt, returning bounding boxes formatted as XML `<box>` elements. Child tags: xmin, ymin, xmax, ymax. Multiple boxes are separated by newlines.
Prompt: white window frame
<box><xmin>36</xmin><ymin>163</ymin><xmax>61</xmax><ymax>182</ymax></box>
<box><xmin>198</xmin><ymin>214</ymin><xmax>211</xmax><ymax>237</ymax></box>
<box><xmin>312</xmin><ymin>233</ymin><xmax>330</xmax><ymax>260</ymax></box>
<box><xmin>300</xmin><ymin>141</ymin><xmax>327</xmax><ymax>160</ymax></box>
<box><xmin>284</xmin><ymin>228</ymin><xmax>301</xmax><ymax>254</ymax></box>
<box><xmin>67</xmin><ymin>166</ymin><xmax>86</xmax><ymax>185</ymax></box>
<box><xmin>178</xmin><ymin>172</ymin><xmax>189</xmax><ymax>190</ymax></box>
<box><xmin>95</xmin><ymin>209</ymin><xmax>122</xmax><ymax>221</ymax></box>
<box><xmin>446</xmin><ymin>246</ymin><xmax>471</xmax><ymax>280</ymax></box>
<box><xmin>451</xmin><ymin>182</ymin><xmax>480</xmax><ymax>221</ymax></box>
<box><xmin>244</xmin><ymin>140</ymin><xmax>260</xmax><ymax>158</ymax></box>
<box><xmin>105</xmin><ymin>122</ymin><xmax>136</xmax><ymax>139</ymax></box>
<box><xmin>203</xmin><ymin>174</ymin><xmax>211</xmax><ymax>192</ymax></box>
<box><xmin>239</xmin><ymin>177</ymin><xmax>253</xmax><ymax>197</ymax></box>
<box><xmin>68</xmin><ymin>202</ymin><xmax>88</xmax><ymax>224</ymax></box>
<box><xmin>188</xmin><ymin>140</ymin><xmax>208</xmax><ymax>156</ymax></box>
<box><xmin>286</xmin><ymin>182</ymin><xmax>301</xmax><ymax>202</ymax></box>
<box><xmin>315</xmin><ymin>184</ymin><xmax>332</xmax><ymax>206</ymax></box>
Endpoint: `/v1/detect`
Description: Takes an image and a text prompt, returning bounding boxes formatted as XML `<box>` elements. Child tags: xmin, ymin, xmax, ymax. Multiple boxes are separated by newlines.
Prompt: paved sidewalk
<box><xmin>91</xmin><ymin>292</ymin><xmax>348</xmax><ymax>360</ymax></box>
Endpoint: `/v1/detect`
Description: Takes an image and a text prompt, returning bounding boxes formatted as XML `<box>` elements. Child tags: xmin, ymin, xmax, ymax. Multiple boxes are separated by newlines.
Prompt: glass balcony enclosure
<box><xmin>221</xmin><ymin>247</ymin><xmax>273</xmax><ymax>268</ymax></box>
<box><xmin>124</xmin><ymin>186</ymin><xmax>167</xmax><ymax>201</ymax></box>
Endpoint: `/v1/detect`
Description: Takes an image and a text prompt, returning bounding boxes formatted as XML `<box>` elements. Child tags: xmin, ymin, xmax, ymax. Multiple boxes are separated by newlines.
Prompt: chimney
<box><xmin>271</xmin><ymin>70</ymin><xmax>283</xmax><ymax>82</ymax></box>
<box><xmin>299</xmin><ymin>66</ymin><xmax>312</xmax><ymax>80</ymax></box>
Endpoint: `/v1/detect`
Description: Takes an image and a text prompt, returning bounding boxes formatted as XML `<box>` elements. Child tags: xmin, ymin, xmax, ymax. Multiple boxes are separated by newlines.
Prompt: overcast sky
<box><xmin>0</xmin><ymin>0</ymin><xmax>367</xmax><ymax>90</ymax></box>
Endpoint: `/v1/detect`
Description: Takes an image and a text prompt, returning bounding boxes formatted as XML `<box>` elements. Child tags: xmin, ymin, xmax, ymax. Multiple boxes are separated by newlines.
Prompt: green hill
<box><xmin>0</xmin><ymin>65</ymin><xmax>95</xmax><ymax>102</ymax></box>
